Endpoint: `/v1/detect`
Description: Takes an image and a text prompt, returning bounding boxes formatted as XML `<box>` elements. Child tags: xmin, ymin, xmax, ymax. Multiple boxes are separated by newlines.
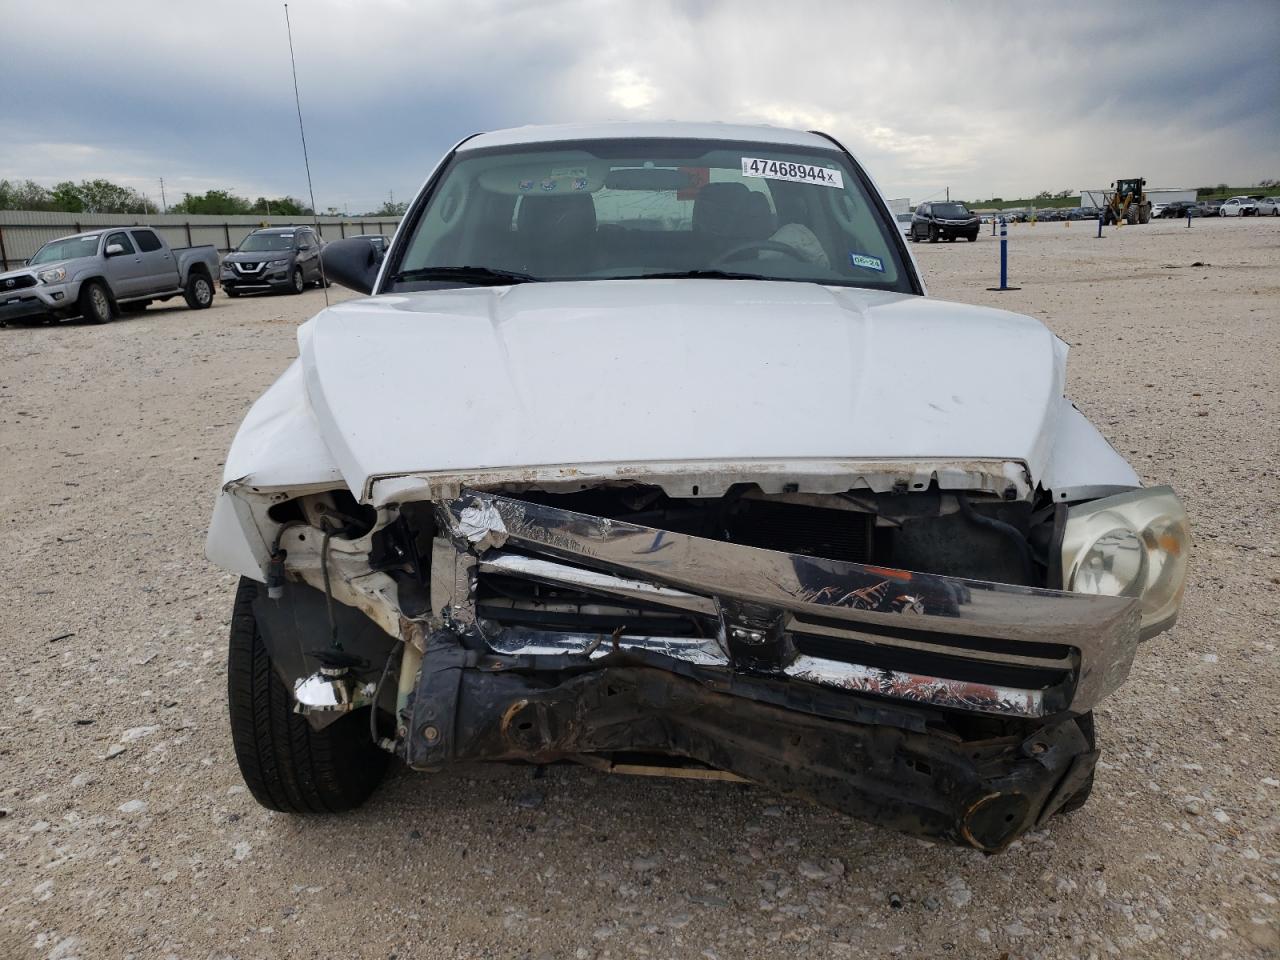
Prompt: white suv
<box><xmin>1220</xmin><ymin>196</ymin><xmax>1258</xmax><ymax>217</ymax></box>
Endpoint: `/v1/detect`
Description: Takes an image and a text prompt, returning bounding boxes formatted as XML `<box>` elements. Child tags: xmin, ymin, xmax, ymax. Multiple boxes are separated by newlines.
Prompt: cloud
<box><xmin>0</xmin><ymin>0</ymin><xmax>1275</xmax><ymax>210</ymax></box>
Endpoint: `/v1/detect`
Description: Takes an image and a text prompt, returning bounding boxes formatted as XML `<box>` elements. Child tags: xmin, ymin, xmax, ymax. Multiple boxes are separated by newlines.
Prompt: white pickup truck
<box><xmin>206</xmin><ymin>122</ymin><xmax>1190</xmax><ymax>852</ymax></box>
<box><xmin>0</xmin><ymin>227</ymin><xmax>219</xmax><ymax>325</ymax></box>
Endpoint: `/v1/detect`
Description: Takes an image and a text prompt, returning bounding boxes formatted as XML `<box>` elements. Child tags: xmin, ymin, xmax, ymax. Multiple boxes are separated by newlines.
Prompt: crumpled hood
<box><xmin>297</xmin><ymin>280</ymin><xmax>1067</xmax><ymax>500</ymax></box>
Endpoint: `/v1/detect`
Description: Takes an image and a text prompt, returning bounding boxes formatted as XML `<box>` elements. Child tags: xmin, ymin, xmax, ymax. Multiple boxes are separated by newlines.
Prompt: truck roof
<box><xmin>462</xmin><ymin>121</ymin><xmax>835</xmax><ymax>152</ymax></box>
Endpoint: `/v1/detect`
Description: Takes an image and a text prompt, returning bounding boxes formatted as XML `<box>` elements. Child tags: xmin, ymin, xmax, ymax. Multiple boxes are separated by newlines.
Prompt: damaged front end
<box><xmin>234</xmin><ymin>478</ymin><xmax>1189</xmax><ymax>852</ymax></box>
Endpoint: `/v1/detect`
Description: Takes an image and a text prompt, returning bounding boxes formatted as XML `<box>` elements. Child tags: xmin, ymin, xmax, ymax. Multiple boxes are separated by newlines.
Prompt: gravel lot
<box><xmin>2</xmin><ymin>217</ymin><xmax>1277</xmax><ymax>960</ymax></box>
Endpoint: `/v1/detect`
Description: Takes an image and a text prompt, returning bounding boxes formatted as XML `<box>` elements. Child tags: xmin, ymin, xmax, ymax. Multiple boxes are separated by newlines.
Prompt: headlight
<box><xmin>222</xmin><ymin>263</ymin><xmax>236</xmax><ymax>273</ymax></box>
<box><xmin>266</xmin><ymin>259</ymin><xmax>290</xmax><ymax>269</ymax></box>
<box><xmin>37</xmin><ymin>267</ymin><xmax>66</xmax><ymax>284</ymax></box>
<box><xmin>1061</xmin><ymin>486</ymin><xmax>1189</xmax><ymax>639</ymax></box>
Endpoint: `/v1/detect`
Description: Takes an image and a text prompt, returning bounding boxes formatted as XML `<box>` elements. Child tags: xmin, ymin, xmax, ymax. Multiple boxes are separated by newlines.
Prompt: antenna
<box><xmin>284</xmin><ymin>3</ymin><xmax>329</xmax><ymax>306</ymax></box>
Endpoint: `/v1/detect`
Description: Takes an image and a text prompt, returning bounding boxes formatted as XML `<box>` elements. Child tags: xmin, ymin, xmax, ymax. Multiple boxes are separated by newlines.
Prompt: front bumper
<box><xmin>222</xmin><ymin>265</ymin><xmax>293</xmax><ymax>291</ymax></box>
<box><xmin>930</xmin><ymin>221</ymin><xmax>979</xmax><ymax>238</ymax></box>
<box><xmin>372</xmin><ymin>491</ymin><xmax>1141</xmax><ymax>849</ymax></box>
<box><xmin>429</xmin><ymin>492</ymin><xmax>1140</xmax><ymax>720</ymax></box>
<box><xmin>0</xmin><ymin>280</ymin><xmax>75</xmax><ymax>322</ymax></box>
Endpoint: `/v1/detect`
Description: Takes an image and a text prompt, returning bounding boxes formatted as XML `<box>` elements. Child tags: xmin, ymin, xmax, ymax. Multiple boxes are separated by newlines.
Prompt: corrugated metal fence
<box><xmin>0</xmin><ymin>211</ymin><xmax>402</xmax><ymax>270</ymax></box>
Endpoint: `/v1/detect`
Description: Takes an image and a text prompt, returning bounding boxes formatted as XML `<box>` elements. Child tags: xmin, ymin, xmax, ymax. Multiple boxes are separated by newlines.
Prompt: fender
<box><xmin>1040</xmin><ymin>400</ymin><xmax>1140</xmax><ymax>501</ymax></box>
<box><xmin>205</xmin><ymin>349</ymin><xmax>346</xmax><ymax>579</ymax></box>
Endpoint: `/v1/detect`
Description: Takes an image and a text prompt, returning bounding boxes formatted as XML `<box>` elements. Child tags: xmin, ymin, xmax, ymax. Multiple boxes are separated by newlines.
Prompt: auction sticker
<box><xmin>849</xmin><ymin>252</ymin><xmax>884</xmax><ymax>272</ymax></box>
<box><xmin>742</xmin><ymin>157</ymin><xmax>843</xmax><ymax>188</ymax></box>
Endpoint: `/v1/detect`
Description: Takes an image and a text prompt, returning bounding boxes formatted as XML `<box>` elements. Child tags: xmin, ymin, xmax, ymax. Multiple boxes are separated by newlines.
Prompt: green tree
<box><xmin>365</xmin><ymin>199</ymin><xmax>408</xmax><ymax>217</ymax></box>
<box><xmin>171</xmin><ymin>189</ymin><xmax>253</xmax><ymax>215</ymax></box>
<box><xmin>252</xmin><ymin>195</ymin><xmax>312</xmax><ymax>216</ymax></box>
<box><xmin>75</xmin><ymin>179</ymin><xmax>155</xmax><ymax>214</ymax></box>
<box><xmin>0</xmin><ymin>179</ymin><xmax>55</xmax><ymax>210</ymax></box>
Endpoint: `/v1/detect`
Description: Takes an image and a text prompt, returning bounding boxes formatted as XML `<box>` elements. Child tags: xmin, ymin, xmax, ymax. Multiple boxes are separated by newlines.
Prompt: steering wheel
<box><xmin>710</xmin><ymin>239</ymin><xmax>807</xmax><ymax>266</ymax></box>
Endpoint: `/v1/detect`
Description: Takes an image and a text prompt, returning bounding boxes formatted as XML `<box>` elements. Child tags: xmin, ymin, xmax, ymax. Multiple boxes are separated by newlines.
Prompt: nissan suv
<box><xmin>221</xmin><ymin>226</ymin><xmax>325</xmax><ymax>296</ymax></box>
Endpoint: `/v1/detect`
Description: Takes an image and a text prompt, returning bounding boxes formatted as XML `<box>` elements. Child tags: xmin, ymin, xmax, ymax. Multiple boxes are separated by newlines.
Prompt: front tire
<box><xmin>929</xmin><ymin>224</ymin><xmax>939</xmax><ymax>243</ymax></box>
<box><xmin>184</xmin><ymin>273</ymin><xmax>214</xmax><ymax>310</ymax></box>
<box><xmin>289</xmin><ymin>267</ymin><xmax>305</xmax><ymax>295</ymax></box>
<box><xmin>966</xmin><ymin>232</ymin><xmax>978</xmax><ymax>242</ymax></box>
<box><xmin>79</xmin><ymin>281</ymin><xmax>114</xmax><ymax>324</ymax></box>
<box><xmin>227</xmin><ymin>578</ymin><xmax>388</xmax><ymax>813</ymax></box>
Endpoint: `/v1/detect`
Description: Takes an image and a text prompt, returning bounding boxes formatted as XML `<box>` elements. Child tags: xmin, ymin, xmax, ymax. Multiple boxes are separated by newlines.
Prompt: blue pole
<box><xmin>986</xmin><ymin>219</ymin><xmax>1020</xmax><ymax>291</ymax></box>
<box><xmin>999</xmin><ymin>220</ymin><xmax>1008</xmax><ymax>289</ymax></box>
<box><xmin>1187</xmin><ymin>209</ymin><xmax>1192</xmax><ymax>228</ymax></box>
<box><xmin>1097</xmin><ymin>214</ymin><xmax>1104</xmax><ymax>239</ymax></box>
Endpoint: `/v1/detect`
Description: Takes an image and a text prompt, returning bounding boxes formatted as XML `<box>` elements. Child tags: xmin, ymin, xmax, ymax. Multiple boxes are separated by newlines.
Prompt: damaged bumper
<box><xmin>431</xmin><ymin>492</ymin><xmax>1140</xmax><ymax>719</ymax></box>
<box><xmin>379</xmin><ymin>491</ymin><xmax>1140</xmax><ymax>850</ymax></box>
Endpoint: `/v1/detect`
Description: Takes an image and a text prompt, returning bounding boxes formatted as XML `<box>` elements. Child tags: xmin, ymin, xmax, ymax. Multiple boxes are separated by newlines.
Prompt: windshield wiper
<box><xmin>610</xmin><ymin>269</ymin><xmax>773</xmax><ymax>282</ymax></box>
<box><xmin>391</xmin><ymin>265</ymin><xmax>540</xmax><ymax>286</ymax></box>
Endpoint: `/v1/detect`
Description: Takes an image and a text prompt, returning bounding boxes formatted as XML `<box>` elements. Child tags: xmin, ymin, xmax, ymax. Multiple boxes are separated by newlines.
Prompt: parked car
<box><xmin>1162</xmin><ymin>201</ymin><xmax>1200</xmax><ymax>218</ymax></box>
<box><xmin>348</xmin><ymin>233</ymin><xmax>390</xmax><ymax>256</ymax></box>
<box><xmin>1150</xmin><ymin>202</ymin><xmax>1170</xmax><ymax>218</ymax></box>
<box><xmin>207</xmin><ymin>121</ymin><xmax>1189</xmax><ymax>854</ymax></box>
<box><xmin>1199</xmin><ymin>200</ymin><xmax>1222</xmax><ymax>217</ymax></box>
<box><xmin>221</xmin><ymin>226</ymin><xmax>326</xmax><ymax>297</ymax></box>
<box><xmin>909</xmin><ymin>201</ymin><xmax>980</xmax><ymax>242</ymax></box>
<box><xmin>1220</xmin><ymin>197</ymin><xmax>1258</xmax><ymax>217</ymax></box>
<box><xmin>894</xmin><ymin>212</ymin><xmax>913</xmax><ymax>237</ymax></box>
<box><xmin>0</xmin><ymin>228</ymin><xmax>217</xmax><ymax>325</ymax></box>
<box><xmin>1256</xmin><ymin>196</ymin><xmax>1280</xmax><ymax>216</ymax></box>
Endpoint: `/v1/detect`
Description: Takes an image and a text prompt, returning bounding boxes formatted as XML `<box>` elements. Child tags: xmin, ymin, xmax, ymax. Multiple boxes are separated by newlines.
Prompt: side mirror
<box><xmin>321</xmin><ymin>237</ymin><xmax>381</xmax><ymax>295</ymax></box>
<box><xmin>105</xmin><ymin>243</ymin><xmax>126</xmax><ymax>257</ymax></box>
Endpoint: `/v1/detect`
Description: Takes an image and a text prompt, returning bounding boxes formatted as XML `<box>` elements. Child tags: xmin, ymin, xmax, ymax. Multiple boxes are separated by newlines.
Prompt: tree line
<box><xmin>0</xmin><ymin>178</ymin><xmax>408</xmax><ymax>217</ymax></box>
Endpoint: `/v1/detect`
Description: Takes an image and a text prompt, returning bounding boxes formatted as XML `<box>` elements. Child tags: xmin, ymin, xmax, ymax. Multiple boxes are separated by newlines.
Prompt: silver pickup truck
<box><xmin>0</xmin><ymin>227</ymin><xmax>219</xmax><ymax>325</ymax></box>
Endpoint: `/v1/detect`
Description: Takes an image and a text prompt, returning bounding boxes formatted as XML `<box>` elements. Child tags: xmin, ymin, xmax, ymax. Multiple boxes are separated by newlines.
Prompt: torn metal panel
<box><xmin>440</xmin><ymin>490</ymin><xmax>1141</xmax><ymax>715</ymax></box>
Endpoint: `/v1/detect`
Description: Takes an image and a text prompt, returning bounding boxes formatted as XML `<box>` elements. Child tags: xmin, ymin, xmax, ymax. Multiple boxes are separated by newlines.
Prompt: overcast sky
<box><xmin>2</xmin><ymin>0</ymin><xmax>1277</xmax><ymax>210</ymax></box>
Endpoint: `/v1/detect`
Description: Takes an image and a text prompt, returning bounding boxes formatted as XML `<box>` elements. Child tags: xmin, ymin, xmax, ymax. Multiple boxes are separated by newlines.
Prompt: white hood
<box><xmin>297</xmin><ymin>280</ymin><xmax>1068</xmax><ymax>500</ymax></box>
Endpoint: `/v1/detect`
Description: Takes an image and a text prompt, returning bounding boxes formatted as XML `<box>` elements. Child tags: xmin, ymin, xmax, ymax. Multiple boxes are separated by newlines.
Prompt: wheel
<box><xmin>225</xmin><ymin>288</ymin><xmax>241</xmax><ymax>298</ymax></box>
<box><xmin>289</xmin><ymin>267</ymin><xmax>305</xmax><ymax>295</ymax></box>
<box><xmin>928</xmin><ymin>224</ymin><xmax>939</xmax><ymax>243</ymax></box>
<box><xmin>184</xmin><ymin>273</ymin><xmax>214</xmax><ymax>309</ymax></box>
<box><xmin>227</xmin><ymin>578</ymin><xmax>388</xmax><ymax>813</ymax></box>
<box><xmin>945</xmin><ymin>235</ymin><xmax>955</xmax><ymax>242</ymax></box>
<box><xmin>1139</xmin><ymin>204</ymin><xmax>1151</xmax><ymax>225</ymax></box>
<box><xmin>1058</xmin><ymin>712</ymin><xmax>1097</xmax><ymax>814</ymax></box>
<box><xmin>79</xmin><ymin>281</ymin><xmax>114</xmax><ymax>324</ymax></box>
<box><xmin>966</xmin><ymin>232</ymin><xmax>978</xmax><ymax>242</ymax></box>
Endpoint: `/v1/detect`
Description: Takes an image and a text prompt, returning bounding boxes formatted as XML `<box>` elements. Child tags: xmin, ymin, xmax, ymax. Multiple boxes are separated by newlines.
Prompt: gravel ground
<box><xmin>2</xmin><ymin>217</ymin><xmax>1277</xmax><ymax>960</ymax></box>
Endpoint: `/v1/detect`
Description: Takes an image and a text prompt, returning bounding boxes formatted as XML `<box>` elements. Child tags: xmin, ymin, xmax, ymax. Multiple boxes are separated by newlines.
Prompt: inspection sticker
<box><xmin>742</xmin><ymin>157</ymin><xmax>843</xmax><ymax>188</ymax></box>
<box><xmin>849</xmin><ymin>252</ymin><xmax>884</xmax><ymax>272</ymax></box>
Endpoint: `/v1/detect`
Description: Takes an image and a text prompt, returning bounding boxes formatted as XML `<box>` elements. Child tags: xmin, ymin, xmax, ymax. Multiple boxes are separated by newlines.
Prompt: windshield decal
<box><xmin>741</xmin><ymin>157</ymin><xmax>843</xmax><ymax>188</ymax></box>
<box><xmin>849</xmin><ymin>252</ymin><xmax>884</xmax><ymax>273</ymax></box>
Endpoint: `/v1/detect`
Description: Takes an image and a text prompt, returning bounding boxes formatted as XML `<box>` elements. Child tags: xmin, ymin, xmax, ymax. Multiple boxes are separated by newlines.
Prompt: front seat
<box><xmin>515</xmin><ymin>195</ymin><xmax>597</xmax><ymax>276</ymax></box>
<box><xmin>692</xmin><ymin>182</ymin><xmax>767</xmax><ymax>262</ymax></box>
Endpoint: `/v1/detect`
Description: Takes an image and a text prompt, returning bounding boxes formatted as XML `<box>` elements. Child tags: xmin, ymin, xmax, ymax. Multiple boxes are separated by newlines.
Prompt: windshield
<box><xmin>29</xmin><ymin>235</ymin><xmax>99</xmax><ymax>265</ymax></box>
<box><xmin>391</xmin><ymin>137</ymin><xmax>913</xmax><ymax>293</ymax></box>
<box><xmin>932</xmin><ymin>203</ymin><xmax>970</xmax><ymax>219</ymax></box>
<box><xmin>237</xmin><ymin>233</ymin><xmax>294</xmax><ymax>252</ymax></box>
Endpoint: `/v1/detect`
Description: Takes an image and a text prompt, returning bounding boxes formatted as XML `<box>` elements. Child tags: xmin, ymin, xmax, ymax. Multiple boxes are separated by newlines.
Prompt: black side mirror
<box><xmin>321</xmin><ymin>238</ymin><xmax>381</xmax><ymax>294</ymax></box>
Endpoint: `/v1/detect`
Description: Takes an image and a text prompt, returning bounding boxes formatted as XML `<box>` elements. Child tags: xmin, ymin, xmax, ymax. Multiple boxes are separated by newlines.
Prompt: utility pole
<box><xmin>159</xmin><ymin>178</ymin><xmax>168</xmax><ymax>213</ymax></box>
<box><xmin>946</xmin><ymin>186</ymin><xmax>950</xmax><ymax>202</ymax></box>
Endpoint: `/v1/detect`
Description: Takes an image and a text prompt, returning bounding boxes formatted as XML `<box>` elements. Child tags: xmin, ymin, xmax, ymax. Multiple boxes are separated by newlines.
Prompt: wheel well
<box><xmin>78</xmin><ymin>276</ymin><xmax>114</xmax><ymax>305</ymax></box>
<box><xmin>188</xmin><ymin>264</ymin><xmax>212</xmax><ymax>280</ymax></box>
